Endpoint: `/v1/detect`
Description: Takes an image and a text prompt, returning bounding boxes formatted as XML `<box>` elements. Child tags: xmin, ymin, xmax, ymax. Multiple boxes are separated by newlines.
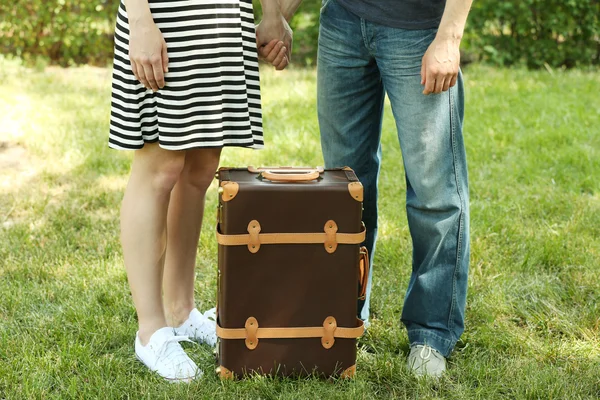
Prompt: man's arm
<box><xmin>278</xmin><ymin>0</ymin><xmax>303</xmax><ymax>22</ymax></box>
<box><xmin>421</xmin><ymin>0</ymin><xmax>473</xmax><ymax>95</ymax></box>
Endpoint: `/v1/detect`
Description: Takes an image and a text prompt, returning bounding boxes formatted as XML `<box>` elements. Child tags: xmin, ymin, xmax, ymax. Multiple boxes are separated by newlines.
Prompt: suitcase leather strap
<box><xmin>217</xmin><ymin>220</ymin><xmax>366</xmax><ymax>254</ymax></box>
<box><xmin>216</xmin><ymin>317</ymin><xmax>364</xmax><ymax>350</ymax></box>
<box><xmin>358</xmin><ymin>246</ymin><xmax>369</xmax><ymax>300</ymax></box>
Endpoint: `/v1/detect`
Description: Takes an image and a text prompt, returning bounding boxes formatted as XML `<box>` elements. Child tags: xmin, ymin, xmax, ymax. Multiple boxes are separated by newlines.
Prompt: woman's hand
<box><xmin>128</xmin><ymin>13</ymin><xmax>168</xmax><ymax>91</ymax></box>
<box><xmin>255</xmin><ymin>7</ymin><xmax>293</xmax><ymax>70</ymax></box>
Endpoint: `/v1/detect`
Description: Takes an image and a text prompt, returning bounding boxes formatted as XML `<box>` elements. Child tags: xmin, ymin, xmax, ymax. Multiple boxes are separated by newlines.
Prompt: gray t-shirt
<box><xmin>335</xmin><ymin>0</ymin><xmax>446</xmax><ymax>29</ymax></box>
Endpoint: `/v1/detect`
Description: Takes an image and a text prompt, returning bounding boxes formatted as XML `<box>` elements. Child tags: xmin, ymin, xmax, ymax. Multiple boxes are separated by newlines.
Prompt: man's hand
<box><xmin>420</xmin><ymin>0</ymin><xmax>472</xmax><ymax>95</ymax></box>
<box><xmin>421</xmin><ymin>36</ymin><xmax>460</xmax><ymax>95</ymax></box>
<box><xmin>256</xmin><ymin>13</ymin><xmax>293</xmax><ymax>70</ymax></box>
<box><xmin>128</xmin><ymin>14</ymin><xmax>168</xmax><ymax>91</ymax></box>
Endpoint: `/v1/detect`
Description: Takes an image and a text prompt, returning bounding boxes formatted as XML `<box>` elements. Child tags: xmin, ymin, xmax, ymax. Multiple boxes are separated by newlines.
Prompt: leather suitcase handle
<box><xmin>248</xmin><ymin>166</ymin><xmax>325</xmax><ymax>174</ymax></box>
<box><xmin>261</xmin><ymin>170</ymin><xmax>320</xmax><ymax>182</ymax></box>
<box><xmin>358</xmin><ymin>246</ymin><xmax>369</xmax><ymax>300</ymax></box>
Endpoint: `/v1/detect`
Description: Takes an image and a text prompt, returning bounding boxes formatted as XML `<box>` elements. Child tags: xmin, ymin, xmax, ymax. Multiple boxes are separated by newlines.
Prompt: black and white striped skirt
<box><xmin>109</xmin><ymin>0</ymin><xmax>263</xmax><ymax>150</ymax></box>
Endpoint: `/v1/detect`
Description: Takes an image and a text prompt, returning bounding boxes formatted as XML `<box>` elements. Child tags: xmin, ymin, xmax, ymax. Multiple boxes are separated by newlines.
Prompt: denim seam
<box><xmin>360</xmin><ymin>19</ymin><xmax>370</xmax><ymax>52</ymax></box>
<box><xmin>409</xmin><ymin>329</ymin><xmax>453</xmax><ymax>345</ymax></box>
<box><xmin>447</xmin><ymin>81</ymin><xmax>464</xmax><ymax>346</ymax></box>
<box><xmin>408</xmin><ymin>329</ymin><xmax>453</xmax><ymax>356</ymax></box>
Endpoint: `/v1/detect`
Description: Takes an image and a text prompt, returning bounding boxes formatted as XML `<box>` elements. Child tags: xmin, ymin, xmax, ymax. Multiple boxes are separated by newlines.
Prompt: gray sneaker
<box><xmin>407</xmin><ymin>344</ymin><xmax>447</xmax><ymax>378</ymax></box>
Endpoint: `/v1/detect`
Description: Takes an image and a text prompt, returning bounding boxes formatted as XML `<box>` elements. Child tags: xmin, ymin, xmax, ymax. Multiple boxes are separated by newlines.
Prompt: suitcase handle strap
<box><xmin>217</xmin><ymin>220</ymin><xmax>366</xmax><ymax>254</ymax></box>
<box><xmin>261</xmin><ymin>170</ymin><xmax>320</xmax><ymax>182</ymax></box>
<box><xmin>247</xmin><ymin>166</ymin><xmax>324</xmax><ymax>182</ymax></box>
<box><xmin>216</xmin><ymin>317</ymin><xmax>364</xmax><ymax>350</ymax></box>
<box><xmin>248</xmin><ymin>166</ymin><xmax>325</xmax><ymax>174</ymax></box>
<box><xmin>358</xmin><ymin>246</ymin><xmax>369</xmax><ymax>300</ymax></box>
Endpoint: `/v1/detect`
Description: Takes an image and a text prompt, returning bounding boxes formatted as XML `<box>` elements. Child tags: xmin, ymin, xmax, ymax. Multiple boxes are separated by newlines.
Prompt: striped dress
<box><xmin>109</xmin><ymin>0</ymin><xmax>263</xmax><ymax>150</ymax></box>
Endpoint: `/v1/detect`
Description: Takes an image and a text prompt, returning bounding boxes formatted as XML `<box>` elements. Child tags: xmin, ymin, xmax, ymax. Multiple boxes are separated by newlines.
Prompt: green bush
<box><xmin>466</xmin><ymin>0</ymin><xmax>600</xmax><ymax>68</ymax></box>
<box><xmin>0</xmin><ymin>0</ymin><xmax>317</xmax><ymax>67</ymax></box>
<box><xmin>252</xmin><ymin>0</ymin><xmax>321</xmax><ymax>66</ymax></box>
<box><xmin>0</xmin><ymin>0</ymin><xmax>119</xmax><ymax>66</ymax></box>
<box><xmin>258</xmin><ymin>0</ymin><xmax>600</xmax><ymax>68</ymax></box>
<box><xmin>2</xmin><ymin>0</ymin><xmax>598</xmax><ymax>68</ymax></box>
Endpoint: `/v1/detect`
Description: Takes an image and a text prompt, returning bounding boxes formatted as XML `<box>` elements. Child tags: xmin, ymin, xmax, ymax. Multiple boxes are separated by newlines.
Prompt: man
<box><xmin>260</xmin><ymin>0</ymin><xmax>472</xmax><ymax>378</ymax></box>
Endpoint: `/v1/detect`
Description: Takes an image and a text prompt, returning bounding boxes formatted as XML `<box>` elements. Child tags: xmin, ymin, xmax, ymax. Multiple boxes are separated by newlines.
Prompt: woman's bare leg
<box><xmin>120</xmin><ymin>143</ymin><xmax>186</xmax><ymax>345</ymax></box>
<box><xmin>162</xmin><ymin>148</ymin><xmax>222</xmax><ymax>327</ymax></box>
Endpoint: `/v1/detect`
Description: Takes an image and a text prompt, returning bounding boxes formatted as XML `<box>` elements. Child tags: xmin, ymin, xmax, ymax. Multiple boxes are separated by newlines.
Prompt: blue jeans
<box><xmin>317</xmin><ymin>0</ymin><xmax>470</xmax><ymax>357</ymax></box>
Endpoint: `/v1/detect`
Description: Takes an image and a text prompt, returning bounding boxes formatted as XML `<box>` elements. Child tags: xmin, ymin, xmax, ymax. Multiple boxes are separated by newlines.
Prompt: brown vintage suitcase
<box><xmin>215</xmin><ymin>166</ymin><xmax>369</xmax><ymax>379</ymax></box>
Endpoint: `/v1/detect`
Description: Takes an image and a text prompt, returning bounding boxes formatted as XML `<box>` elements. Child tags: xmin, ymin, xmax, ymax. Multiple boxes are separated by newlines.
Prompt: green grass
<box><xmin>1</xmin><ymin>58</ymin><xmax>599</xmax><ymax>399</ymax></box>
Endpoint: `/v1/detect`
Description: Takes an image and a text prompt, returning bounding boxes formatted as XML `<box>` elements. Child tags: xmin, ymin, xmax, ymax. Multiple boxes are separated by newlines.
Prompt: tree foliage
<box><xmin>1</xmin><ymin>0</ymin><xmax>598</xmax><ymax>68</ymax></box>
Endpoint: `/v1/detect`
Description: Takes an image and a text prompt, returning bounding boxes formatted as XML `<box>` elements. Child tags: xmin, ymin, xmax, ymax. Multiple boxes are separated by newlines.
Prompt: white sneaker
<box><xmin>173</xmin><ymin>308</ymin><xmax>217</xmax><ymax>347</ymax></box>
<box><xmin>135</xmin><ymin>327</ymin><xmax>201</xmax><ymax>382</ymax></box>
<box><xmin>407</xmin><ymin>344</ymin><xmax>447</xmax><ymax>378</ymax></box>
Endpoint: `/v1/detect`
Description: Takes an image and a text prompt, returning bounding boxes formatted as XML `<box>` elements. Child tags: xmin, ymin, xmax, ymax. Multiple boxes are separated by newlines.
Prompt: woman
<box><xmin>109</xmin><ymin>0</ymin><xmax>291</xmax><ymax>382</ymax></box>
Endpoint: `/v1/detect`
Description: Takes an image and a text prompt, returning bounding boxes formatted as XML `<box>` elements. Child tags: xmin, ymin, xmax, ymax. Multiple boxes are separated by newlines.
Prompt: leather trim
<box><xmin>348</xmin><ymin>182</ymin><xmax>363</xmax><ymax>202</ymax></box>
<box><xmin>248</xmin><ymin>166</ymin><xmax>325</xmax><ymax>174</ymax></box>
<box><xmin>358</xmin><ymin>246</ymin><xmax>369</xmax><ymax>300</ymax></box>
<box><xmin>321</xmin><ymin>316</ymin><xmax>337</xmax><ymax>349</ymax></box>
<box><xmin>216</xmin><ymin>318</ymin><xmax>365</xmax><ymax>349</ymax></box>
<box><xmin>216</xmin><ymin>223</ymin><xmax>366</xmax><ymax>249</ymax></box>
<box><xmin>220</xmin><ymin>181</ymin><xmax>239</xmax><ymax>202</ymax></box>
<box><xmin>247</xmin><ymin>220</ymin><xmax>261</xmax><ymax>253</ymax></box>
<box><xmin>216</xmin><ymin>366</ymin><xmax>234</xmax><ymax>380</ymax></box>
<box><xmin>262</xmin><ymin>170</ymin><xmax>320</xmax><ymax>182</ymax></box>
<box><xmin>340</xmin><ymin>365</ymin><xmax>356</xmax><ymax>378</ymax></box>
<box><xmin>245</xmin><ymin>317</ymin><xmax>259</xmax><ymax>350</ymax></box>
<box><xmin>324</xmin><ymin>220</ymin><xmax>338</xmax><ymax>253</ymax></box>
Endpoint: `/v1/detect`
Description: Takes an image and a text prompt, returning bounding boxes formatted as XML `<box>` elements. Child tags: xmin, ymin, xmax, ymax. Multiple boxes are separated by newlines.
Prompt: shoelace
<box><xmin>155</xmin><ymin>335</ymin><xmax>196</xmax><ymax>370</ymax></box>
<box><xmin>419</xmin><ymin>345</ymin><xmax>433</xmax><ymax>360</ymax></box>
